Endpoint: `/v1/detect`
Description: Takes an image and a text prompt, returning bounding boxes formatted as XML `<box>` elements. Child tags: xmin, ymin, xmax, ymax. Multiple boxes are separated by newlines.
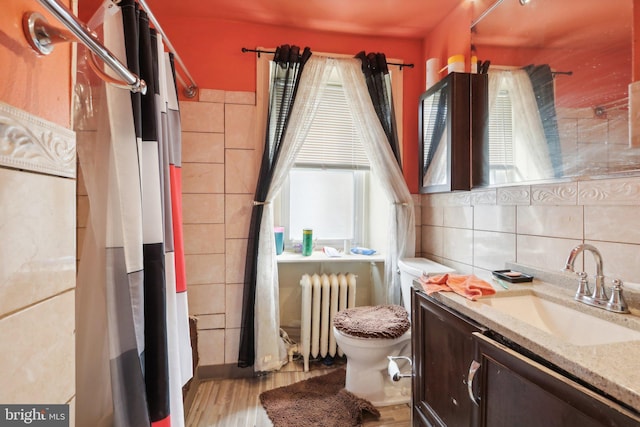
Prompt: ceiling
<box><xmin>81</xmin><ymin>0</ymin><xmax>627</xmax><ymax>46</ymax></box>
<box><xmin>471</xmin><ymin>0</ymin><xmax>631</xmax><ymax>50</ymax></box>
<box><xmin>148</xmin><ymin>0</ymin><xmax>464</xmax><ymax>38</ymax></box>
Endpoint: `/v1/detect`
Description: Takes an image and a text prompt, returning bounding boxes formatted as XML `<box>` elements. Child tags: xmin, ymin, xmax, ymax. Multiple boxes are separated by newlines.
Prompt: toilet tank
<box><xmin>398</xmin><ymin>258</ymin><xmax>454</xmax><ymax>313</ymax></box>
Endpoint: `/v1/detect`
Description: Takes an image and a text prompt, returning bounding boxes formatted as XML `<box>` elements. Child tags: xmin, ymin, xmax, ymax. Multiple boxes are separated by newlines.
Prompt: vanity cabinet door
<box><xmin>412</xmin><ymin>290</ymin><xmax>485</xmax><ymax>427</ymax></box>
<box><xmin>472</xmin><ymin>333</ymin><xmax>640</xmax><ymax>427</ymax></box>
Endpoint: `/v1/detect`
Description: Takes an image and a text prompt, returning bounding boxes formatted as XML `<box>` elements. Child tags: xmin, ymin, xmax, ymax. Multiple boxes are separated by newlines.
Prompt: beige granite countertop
<box><xmin>414</xmin><ymin>277</ymin><xmax>640</xmax><ymax>413</ymax></box>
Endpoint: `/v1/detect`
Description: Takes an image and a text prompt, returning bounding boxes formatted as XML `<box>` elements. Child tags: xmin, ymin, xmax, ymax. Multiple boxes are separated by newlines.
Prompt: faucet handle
<box><xmin>607</xmin><ymin>279</ymin><xmax>630</xmax><ymax>313</ymax></box>
<box><xmin>575</xmin><ymin>271</ymin><xmax>590</xmax><ymax>298</ymax></box>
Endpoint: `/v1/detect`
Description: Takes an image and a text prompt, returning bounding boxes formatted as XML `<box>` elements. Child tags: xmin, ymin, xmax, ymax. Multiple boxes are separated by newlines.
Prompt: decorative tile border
<box><xmin>470</xmin><ymin>189</ymin><xmax>497</xmax><ymax>205</ymax></box>
<box><xmin>422</xmin><ymin>192</ymin><xmax>471</xmax><ymax>207</ymax></box>
<box><xmin>445</xmin><ymin>192</ymin><xmax>472</xmax><ymax>206</ymax></box>
<box><xmin>531</xmin><ymin>182</ymin><xmax>578</xmax><ymax>205</ymax></box>
<box><xmin>497</xmin><ymin>186</ymin><xmax>531</xmax><ymax>205</ymax></box>
<box><xmin>423</xmin><ymin>176</ymin><xmax>640</xmax><ymax>208</ymax></box>
<box><xmin>578</xmin><ymin>177</ymin><xmax>640</xmax><ymax>205</ymax></box>
<box><xmin>0</xmin><ymin>102</ymin><xmax>76</xmax><ymax>178</ymax></box>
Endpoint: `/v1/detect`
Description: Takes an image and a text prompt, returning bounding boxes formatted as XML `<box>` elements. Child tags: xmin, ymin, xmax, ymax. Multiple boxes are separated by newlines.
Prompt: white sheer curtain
<box><xmin>337</xmin><ymin>58</ymin><xmax>415</xmax><ymax>305</ymax></box>
<box><xmin>254</xmin><ymin>56</ymin><xmax>333</xmax><ymax>372</ymax></box>
<box><xmin>254</xmin><ymin>55</ymin><xmax>415</xmax><ymax>370</ymax></box>
<box><xmin>488</xmin><ymin>69</ymin><xmax>554</xmax><ymax>182</ymax></box>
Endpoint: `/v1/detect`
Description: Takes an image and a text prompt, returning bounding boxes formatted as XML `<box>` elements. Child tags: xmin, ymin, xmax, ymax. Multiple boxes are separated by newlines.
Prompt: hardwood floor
<box><xmin>186</xmin><ymin>358</ymin><xmax>411</xmax><ymax>427</ymax></box>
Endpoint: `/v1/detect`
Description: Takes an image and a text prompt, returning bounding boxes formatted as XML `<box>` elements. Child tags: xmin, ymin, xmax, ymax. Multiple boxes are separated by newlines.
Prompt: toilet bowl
<box><xmin>333</xmin><ymin>324</ymin><xmax>411</xmax><ymax>406</ymax></box>
<box><xmin>332</xmin><ymin>257</ymin><xmax>454</xmax><ymax>407</ymax></box>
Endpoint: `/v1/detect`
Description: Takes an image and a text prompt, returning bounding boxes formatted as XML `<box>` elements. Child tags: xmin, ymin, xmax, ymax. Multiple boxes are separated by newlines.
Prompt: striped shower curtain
<box><xmin>76</xmin><ymin>0</ymin><xmax>192</xmax><ymax>425</ymax></box>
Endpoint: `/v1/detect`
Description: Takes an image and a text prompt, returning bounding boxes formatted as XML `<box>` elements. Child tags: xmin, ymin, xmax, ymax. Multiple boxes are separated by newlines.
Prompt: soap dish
<box><xmin>492</xmin><ymin>269</ymin><xmax>533</xmax><ymax>283</ymax></box>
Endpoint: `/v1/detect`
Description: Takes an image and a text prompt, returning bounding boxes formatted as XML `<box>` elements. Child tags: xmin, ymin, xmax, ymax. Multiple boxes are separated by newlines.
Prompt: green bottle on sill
<box><xmin>302</xmin><ymin>229</ymin><xmax>313</xmax><ymax>256</ymax></box>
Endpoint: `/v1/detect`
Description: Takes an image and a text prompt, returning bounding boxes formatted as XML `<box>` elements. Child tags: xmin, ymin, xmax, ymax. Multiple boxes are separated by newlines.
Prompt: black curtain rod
<box><xmin>241</xmin><ymin>47</ymin><xmax>414</xmax><ymax>70</ymax></box>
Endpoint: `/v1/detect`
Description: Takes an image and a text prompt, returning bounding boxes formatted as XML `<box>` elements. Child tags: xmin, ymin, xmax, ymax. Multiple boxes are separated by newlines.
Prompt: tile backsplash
<box><xmin>420</xmin><ymin>176</ymin><xmax>640</xmax><ymax>287</ymax></box>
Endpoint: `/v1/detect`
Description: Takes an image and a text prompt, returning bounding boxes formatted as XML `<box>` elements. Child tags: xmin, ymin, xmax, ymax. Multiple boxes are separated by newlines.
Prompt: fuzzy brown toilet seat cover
<box><xmin>333</xmin><ymin>305</ymin><xmax>410</xmax><ymax>339</ymax></box>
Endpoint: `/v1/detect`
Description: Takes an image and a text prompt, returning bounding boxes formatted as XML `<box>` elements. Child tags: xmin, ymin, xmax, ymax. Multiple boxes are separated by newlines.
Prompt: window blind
<box><xmin>488</xmin><ymin>89</ymin><xmax>514</xmax><ymax>166</ymax></box>
<box><xmin>422</xmin><ymin>92</ymin><xmax>443</xmax><ymax>169</ymax></box>
<box><xmin>278</xmin><ymin>79</ymin><xmax>370</xmax><ymax>169</ymax></box>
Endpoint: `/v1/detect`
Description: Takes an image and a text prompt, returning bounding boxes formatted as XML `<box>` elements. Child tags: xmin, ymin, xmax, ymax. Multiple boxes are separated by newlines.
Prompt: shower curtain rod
<box><xmin>25</xmin><ymin>0</ymin><xmax>197</xmax><ymax>97</ymax></box>
<box><xmin>490</xmin><ymin>65</ymin><xmax>573</xmax><ymax>77</ymax></box>
<box><xmin>551</xmin><ymin>71</ymin><xmax>573</xmax><ymax>77</ymax></box>
<box><xmin>136</xmin><ymin>0</ymin><xmax>198</xmax><ymax>98</ymax></box>
<box><xmin>471</xmin><ymin>0</ymin><xmax>504</xmax><ymax>29</ymax></box>
<box><xmin>25</xmin><ymin>0</ymin><xmax>146</xmax><ymax>94</ymax></box>
<box><xmin>242</xmin><ymin>47</ymin><xmax>415</xmax><ymax>70</ymax></box>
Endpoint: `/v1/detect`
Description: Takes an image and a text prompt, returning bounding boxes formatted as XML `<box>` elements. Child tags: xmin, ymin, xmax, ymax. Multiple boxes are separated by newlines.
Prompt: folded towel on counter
<box><xmin>419</xmin><ymin>273</ymin><xmax>496</xmax><ymax>301</ymax></box>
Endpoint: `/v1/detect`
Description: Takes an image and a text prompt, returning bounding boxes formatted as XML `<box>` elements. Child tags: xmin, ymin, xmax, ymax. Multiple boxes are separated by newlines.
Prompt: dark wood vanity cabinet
<box><xmin>411</xmin><ymin>289</ymin><xmax>484</xmax><ymax>427</ymax></box>
<box><xmin>473</xmin><ymin>333</ymin><xmax>640</xmax><ymax>427</ymax></box>
<box><xmin>412</xmin><ymin>289</ymin><xmax>640</xmax><ymax>427</ymax></box>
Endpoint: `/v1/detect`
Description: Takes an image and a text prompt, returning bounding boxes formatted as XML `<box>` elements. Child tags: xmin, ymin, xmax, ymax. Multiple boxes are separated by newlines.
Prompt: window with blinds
<box><xmin>276</xmin><ymin>69</ymin><xmax>370</xmax><ymax>245</ymax></box>
<box><xmin>421</xmin><ymin>90</ymin><xmax>445</xmax><ymax>171</ymax></box>
<box><xmin>295</xmin><ymin>79</ymin><xmax>369</xmax><ymax>169</ymax></box>
<box><xmin>488</xmin><ymin>89</ymin><xmax>514</xmax><ymax>168</ymax></box>
<box><xmin>272</xmin><ymin>63</ymin><xmax>401</xmax><ymax>248</ymax></box>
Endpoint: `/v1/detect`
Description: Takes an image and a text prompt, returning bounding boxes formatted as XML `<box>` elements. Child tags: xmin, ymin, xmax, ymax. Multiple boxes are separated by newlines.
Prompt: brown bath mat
<box><xmin>259</xmin><ymin>368</ymin><xmax>380</xmax><ymax>427</ymax></box>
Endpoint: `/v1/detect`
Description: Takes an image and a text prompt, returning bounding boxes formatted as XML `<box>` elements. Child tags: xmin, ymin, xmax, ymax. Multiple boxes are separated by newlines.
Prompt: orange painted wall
<box><xmin>423</xmin><ymin>3</ymin><xmax>474</xmax><ymax>77</ymax></box>
<box><xmin>1</xmin><ymin>0</ymin><xmax>71</xmax><ymax>127</ymax></box>
<box><xmin>152</xmin><ymin>16</ymin><xmax>424</xmax><ymax>192</ymax></box>
<box><xmin>424</xmin><ymin>1</ymin><xmax>633</xmax><ymax>110</ymax></box>
<box><xmin>634</xmin><ymin>0</ymin><xmax>640</xmax><ymax>81</ymax></box>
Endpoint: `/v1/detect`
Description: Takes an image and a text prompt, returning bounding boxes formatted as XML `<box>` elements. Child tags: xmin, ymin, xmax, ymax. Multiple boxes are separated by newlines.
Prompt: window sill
<box><xmin>276</xmin><ymin>250</ymin><xmax>385</xmax><ymax>264</ymax></box>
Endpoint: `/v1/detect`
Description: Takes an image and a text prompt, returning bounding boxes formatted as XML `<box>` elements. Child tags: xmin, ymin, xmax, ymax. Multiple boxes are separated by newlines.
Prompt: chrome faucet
<box><xmin>564</xmin><ymin>244</ymin><xmax>629</xmax><ymax>313</ymax></box>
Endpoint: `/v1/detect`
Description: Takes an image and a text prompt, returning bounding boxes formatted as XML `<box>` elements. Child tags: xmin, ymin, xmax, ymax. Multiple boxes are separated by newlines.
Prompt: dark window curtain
<box><xmin>238</xmin><ymin>44</ymin><xmax>312</xmax><ymax>368</ymax></box>
<box><xmin>524</xmin><ymin>64</ymin><xmax>563</xmax><ymax>178</ymax></box>
<box><xmin>356</xmin><ymin>51</ymin><xmax>402</xmax><ymax>168</ymax></box>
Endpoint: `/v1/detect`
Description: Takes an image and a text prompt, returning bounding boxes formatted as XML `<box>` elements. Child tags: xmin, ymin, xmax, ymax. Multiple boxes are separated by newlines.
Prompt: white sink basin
<box><xmin>479</xmin><ymin>292</ymin><xmax>640</xmax><ymax>346</ymax></box>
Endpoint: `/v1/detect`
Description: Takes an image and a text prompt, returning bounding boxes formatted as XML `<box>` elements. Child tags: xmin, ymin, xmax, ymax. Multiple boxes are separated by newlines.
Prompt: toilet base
<box><xmin>345</xmin><ymin>364</ymin><xmax>411</xmax><ymax>407</ymax></box>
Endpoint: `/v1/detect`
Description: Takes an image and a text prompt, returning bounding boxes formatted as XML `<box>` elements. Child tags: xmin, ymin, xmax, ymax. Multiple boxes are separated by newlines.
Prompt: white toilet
<box><xmin>332</xmin><ymin>257</ymin><xmax>454</xmax><ymax>406</ymax></box>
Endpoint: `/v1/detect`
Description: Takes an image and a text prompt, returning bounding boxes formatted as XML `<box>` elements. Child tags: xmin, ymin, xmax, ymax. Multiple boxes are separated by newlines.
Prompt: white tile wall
<box><xmin>225</xmin><ymin>284</ymin><xmax>244</xmax><ymax>329</ymax></box>
<box><xmin>224</xmin><ymin>328</ymin><xmax>241</xmax><ymax>364</ymax></box>
<box><xmin>182</xmin><ymin>132</ymin><xmax>224</xmax><ymax>163</ymax></box>
<box><xmin>0</xmin><ymin>290</ymin><xmax>75</xmax><ymax>404</ymax></box>
<box><xmin>422</xmin><ymin>205</ymin><xmax>444</xmax><ymax>226</ymax></box>
<box><xmin>442</xmin><ymin>228</ymin><xmax>473</xmax><ymax>265</ymax></box>
<box><xmin>517</xmin><ymin>205</ymin><xmax>583</xmax><ymax>239</ymax></box>
<box><xmin>186</xmin><ymin>254</ymin><xmax>226</xmax><ymax>285</ymax></box>
<box><xmin>443</xmin><ymin>206</ymin><xmax>473</xmax><ymax>228</ymax></box>
<box><xmin>516</xmin><ymin>235</ymin><xmax>583</xmax><ymax>272</ymax></box>
<box><xmin>197</xmin><ymin>329</ymin><xmax>225</xmax><ymax>366</ymax></box>
<box><xmin>1</xmin><ymin>169</ymin><xmax>76</xmax><ymax>315</ymax></box>
<box><xmin>422</xmin><ymin>225</ymin><xmax>444</xmax><ymax>258</ymax></box>
<box><xmin>584</xmin><ymin>240</ymin><xmax>640</xmax><ymax>281</ymax></box>
<box><xmin>1</xmin><ymin>103</ymin><xmax>76</xmax><ymax>410</ymax></box>
<box><xmin>180</xmin><ymin>91</ymin><xmax>259</xmax><ymax>368</ymax></box>
<box><xmin>421</xmin><ymin>177</ymin><xmax>640</xmax><ymax>285</ymax></box>
<box><xmin>585</xmin><ymin>206</ymin><xmax>640</xmax><ymax>244</ymax></box>
<box><xmin>197</xmin><ymin>314</ymin><xmax>225</xmax><ymax>330</ymax></box>
<box><xmin>474</xmin><ymin>205</ymin><xmax>516</xmax><ymax>233</ymax></box>
<box><xmin>188</xmin><ymin>284</ymin><xmax>225</xmax><ymax>315</ymax></box>
<box><xmin>473</xmin><ymin>231</ymin><xmax>516</xmax><ymax>271</ymax></box>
